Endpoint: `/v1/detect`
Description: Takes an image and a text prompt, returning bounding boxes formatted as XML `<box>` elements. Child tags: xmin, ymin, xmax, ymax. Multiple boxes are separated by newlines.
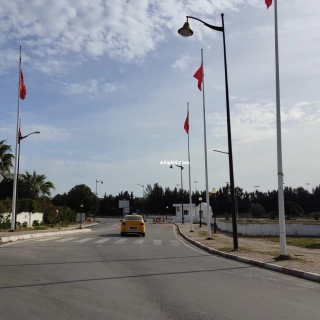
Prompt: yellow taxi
<box><xmin>120</xmin><ymin>214</ymin><xmax>146</xmax><ymax>237</ymax></box>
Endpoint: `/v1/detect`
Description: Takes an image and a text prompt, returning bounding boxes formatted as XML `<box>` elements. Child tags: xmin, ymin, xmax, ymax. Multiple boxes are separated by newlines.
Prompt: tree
<box><xmin>284</xmin><ymin>201</ymin><xmax>303</xmax><ymax>219</ymax></box>
<box><xmin>0</xmin><ymin>140</ymin><xmax>14</xmax><ymax>177</ymax></box>
<box><xmin>20</xmin><ymin>170</ymin><xmax>55</xmax><ymax>199</ymax></box>
<box><xmin>249</xmin><ymin>203</ymin><xmax>265</xmax><ymax>218</ymax></box>
<box><xmin>66</xmin><ymin>184</ymin><xmax>99</xmax><ymax>216</ymax></box>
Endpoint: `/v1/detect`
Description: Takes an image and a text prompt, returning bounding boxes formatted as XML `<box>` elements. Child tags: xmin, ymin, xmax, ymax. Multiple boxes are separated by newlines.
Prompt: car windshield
<box><xmin>124</xmin><ymin>215</ymin><xmax>142</xmax><ymax>221</ymax></box>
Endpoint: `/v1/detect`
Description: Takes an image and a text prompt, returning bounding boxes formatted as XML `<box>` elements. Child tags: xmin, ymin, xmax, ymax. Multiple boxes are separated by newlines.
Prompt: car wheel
<box><xmin>141</xmin><ymin>233</ymin><xmax>145</xmax><ymax>237</ymax></box>
<box><xmin>121</xmin><ymin>232</ymin><xmax>125</xmax><ymax>237</ymax></box>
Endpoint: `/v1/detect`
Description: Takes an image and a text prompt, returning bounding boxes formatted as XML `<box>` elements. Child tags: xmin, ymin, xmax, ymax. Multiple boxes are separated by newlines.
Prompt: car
<box><xmin>120</xmin><ymin>214</ymin><xmax>146</xmax><ymax>237</ymax></box>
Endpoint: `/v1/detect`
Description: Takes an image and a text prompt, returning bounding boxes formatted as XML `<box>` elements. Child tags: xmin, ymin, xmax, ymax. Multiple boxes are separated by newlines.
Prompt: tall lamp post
<box><xmin>79</xmin><ymin>203</ymin><xmax>83</xmax><ymax>229</ymax></box>
<box><xmin>199</xmin><ymin>196</ymin><xmax>202</xmax><ymax>227</ymax></box>
<box><xmin>138</xmin><ymin>184</ymin><xmax>145</xmax><ymax>218</ymax></box>
<box><xmin>170</xmin><ymin>164</ymin><xmax>184</xmax><ymax>224</ymax></box>
<box><xmin>95</xmin><ymin>179</ymin><xmax>103</xmax><ymax>196</ymax></box>
<box><xmin>12</xmin><ymin>130</ymin><xmax>40</xmax><ymax>231</ymax></box>
<box><xmin>210</xmin><ymin>188</ymin><xmax>218</xmax><ymax>233</ymax></box>
<box><xmin>95</xmin><ymin>179</ymin><xmax>103</xmax><ymax>221</ymax></box>
<box><xmin>178</xmin><ymin>13</ymin><xmax>238</xmax><ymax>250</ymax></box>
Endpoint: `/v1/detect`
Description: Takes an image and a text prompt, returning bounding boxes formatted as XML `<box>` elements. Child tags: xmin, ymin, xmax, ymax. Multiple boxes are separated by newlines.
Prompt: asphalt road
<box><xmin>0</xmin><ymin>218</ymin><xmax>319</xmax><ymax>320</ymax></box>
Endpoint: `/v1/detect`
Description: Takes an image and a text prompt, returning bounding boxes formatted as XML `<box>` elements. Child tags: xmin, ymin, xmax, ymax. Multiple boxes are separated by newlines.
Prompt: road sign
<box><xmin>76</xmin><ymin>213</ymin><xmax>86</xmax><ymax>222</ymax></box>
<box><xmin>119</xmin><ymin>200</ymin><xmax>130</xmax><ymax>208</ymax></box>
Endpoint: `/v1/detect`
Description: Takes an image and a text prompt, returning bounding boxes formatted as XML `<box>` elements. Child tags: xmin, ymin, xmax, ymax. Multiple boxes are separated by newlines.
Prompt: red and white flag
<box><xmin>193</xmin><ymin>64</ymin><xmax>203</xmax><ymax>91</ymax></box>
<box><xmin>265</xmin><ymin>0</ymin><xmax>272</xmax><ymax>9</ymax></box>
<box><xmin>184</xmin><ymin>111</ymin><xmax>189</xmax><ymax>134</ymax></box>
<box><xmin>20</xmin><ymin>70</ymin><xmax>27</xmax><ymax>100</ymax></box>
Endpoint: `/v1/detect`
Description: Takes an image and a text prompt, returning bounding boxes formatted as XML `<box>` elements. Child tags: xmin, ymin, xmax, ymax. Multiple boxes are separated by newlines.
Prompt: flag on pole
<box><xmin>265</xmin><ymin>0</ymin><xmax>272</xmax><ymax>9</ymax></box>
<box><xmin>184</xmin><ymin>111</ymin><xmax>189</xmax><ymax>134</ymax></box>
<box><xmin>193</xmin><ymin>64</ymin><xmax>203</xmax><ymax>91</ymax></box>
<box><xmin>20</xmin><ymin>70</ymin><xmax>27</xmax><ymax>100</ymax></box>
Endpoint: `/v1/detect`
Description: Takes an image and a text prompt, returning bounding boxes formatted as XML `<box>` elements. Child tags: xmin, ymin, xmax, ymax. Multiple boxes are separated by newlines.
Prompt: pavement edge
<box><xmin>174</xmin><ymin>223</ymin><xmax>320</xmax><ymax>284</ymax></box>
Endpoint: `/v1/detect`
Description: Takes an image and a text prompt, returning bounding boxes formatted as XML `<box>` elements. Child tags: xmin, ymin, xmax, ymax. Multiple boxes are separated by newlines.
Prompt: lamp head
<box><xmin>178</xmin><ymin>21</ymin><xmax>194</xmax><ymax>37</ymax></box>
<box><xmin>199</xmin><ymin>197</ymin><xmax>202</xmax><ymax>201</ymax></box>
<box><xmin>211</xmin><ymin>188</ymin><xmax>217</xmax><ymax>195</ymax></box>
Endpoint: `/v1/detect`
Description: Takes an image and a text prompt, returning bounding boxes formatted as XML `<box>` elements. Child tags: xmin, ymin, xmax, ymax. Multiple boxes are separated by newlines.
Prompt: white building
<box><xmin>172</xmin><ymin>202</ymin><xmax>212</xmax><ymax>223</ymax></box>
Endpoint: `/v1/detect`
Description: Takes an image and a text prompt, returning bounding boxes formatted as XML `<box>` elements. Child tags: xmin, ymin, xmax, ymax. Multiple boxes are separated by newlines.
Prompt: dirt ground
<box><xmin>176</xmin><ymin>223</ymin><xmax>320</xmax><ymax>275</ymax></box>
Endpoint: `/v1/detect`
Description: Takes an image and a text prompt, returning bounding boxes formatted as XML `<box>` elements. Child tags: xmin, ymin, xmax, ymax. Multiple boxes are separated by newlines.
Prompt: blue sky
<box><xmin>1</xmin><ymin>0</ymin><xmax>320</xmax><ymax>198</ymax></box>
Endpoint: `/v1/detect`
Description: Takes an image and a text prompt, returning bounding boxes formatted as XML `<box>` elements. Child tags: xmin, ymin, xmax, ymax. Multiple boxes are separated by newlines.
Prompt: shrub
<box><xmin>284</xmin><ymin>201</ymin><xmax>303</xmax><ymax>219</ymax></box>
<box><xmin>268</xmin><ymin>211</ymin><xmax>278</xmax><ymax>220</ymax></box>
<box><xmin>249</xmin><ymin>203</ymin><xmax>265</xmax><ymax>218</ymax></box>
<box><xmin>32</xmin><ymin>220</ymin><xmax>40</xmax><ymax>226</ymax></box>
<box><xmin>22</xmin><ymin>221</ymin><xmax>28</xmax><ymax>227</ymax></box>
<box><xmin>311</xmin><ymin>212</ymin><xmax>320</xmax><ymax>220</ymax></box>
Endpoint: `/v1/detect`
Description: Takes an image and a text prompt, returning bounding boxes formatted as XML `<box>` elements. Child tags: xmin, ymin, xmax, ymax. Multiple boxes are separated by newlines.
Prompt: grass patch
<box><xmin>33</xmin><ymin>226</ymin><xmax>48</xmax><ymax>230</ymax></box>
<box><xmin>254</xmin><ymin>236</ymin><xmax>320</xmax><ymax>249</ymax></box>
<box><xmin>198</xmin><ymin>231</ymin><xmax>208</xmax><ymax>237</ymax></box>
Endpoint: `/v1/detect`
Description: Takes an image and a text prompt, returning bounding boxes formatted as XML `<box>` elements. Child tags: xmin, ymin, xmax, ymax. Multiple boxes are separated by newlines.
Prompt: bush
<box><xmin>311</xmin><ymin>212</ymin><xmax>320</xmax><ymax>220</ymax></box>
<box><xmin>16</xmin><ymin>221</ymin><xmax>21</xmax><ymax>228</ymax></box>
<box><xmin>249</xmin><ymin>203</ymin><xmax>265</xmax><ymax>218</ymax></box>
<box><xmin>284</xmin><ymin>201</ymin><xmax>303</xmax><ymax>219</ymax></box>
<box><xmin>32</xmin><ymin>220</ymin><xmax>40</xmax><ymax>226</ymax></box>
<box><xmin>268</xmin><ymin>211</ymin><xmax>278</xmax><ymax>220</ymax></box>
<box><xmin>22</xmin><ymin>221</ymin><xmax>28</xmax><ymax>227</ymax></box>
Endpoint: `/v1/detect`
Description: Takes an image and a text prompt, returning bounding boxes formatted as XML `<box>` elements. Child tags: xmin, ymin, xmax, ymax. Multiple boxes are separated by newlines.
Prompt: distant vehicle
<box><xmin>121</xmin><ymin>214</ymin><xmax>146</xmax><ymax>237</ymax></box>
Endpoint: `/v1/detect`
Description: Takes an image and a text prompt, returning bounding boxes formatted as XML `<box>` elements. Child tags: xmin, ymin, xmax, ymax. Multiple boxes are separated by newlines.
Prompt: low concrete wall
<box><xmin>217</xmin><ymin>220</ymin><xmax>320</xmax><ymax>236</ymax></box>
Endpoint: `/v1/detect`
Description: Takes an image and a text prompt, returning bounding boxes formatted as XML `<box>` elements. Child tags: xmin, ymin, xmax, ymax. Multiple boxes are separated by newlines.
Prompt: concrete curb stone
<box><xmin>0</xmin><ymin>228</ymin><xmax>93</xmax><ymax>244</ymax></box>
<box><xmin>174</xmin><ymin>223</ymin><xmax>320</xmax><ymax>284</ymax></box>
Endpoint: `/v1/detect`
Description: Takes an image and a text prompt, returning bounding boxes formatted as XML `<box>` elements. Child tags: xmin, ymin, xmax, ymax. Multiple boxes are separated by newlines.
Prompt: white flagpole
<box><xmin>10</xmin><ymin>46</ymin><xmax>22</xmax><ymax>231</ymax></box>
<box><xmin>274</xmin><ymin>0</ymin><xmax>287</xmax><ymax>256</ymax></box>
<box><xmin>187</xmin><ymin>102</ymin><xmax>194</xmax><ymax>232</ymax></box>
<box><xmin>201</xmin><ymin>49</ymin><xmax>212</xmax><ymax>240</ymax></box>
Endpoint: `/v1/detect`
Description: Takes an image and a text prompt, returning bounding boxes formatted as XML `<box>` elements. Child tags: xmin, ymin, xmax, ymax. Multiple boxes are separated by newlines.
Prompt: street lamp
<box><xmin>210</xmin><ymin>188</ymin><xmax>218</xmax><ymax>233</ymax></box>
<box><xmin>94</xmin><ymin>179</ymin><xmax>103</xmax><ymax>221</ymax></box>
<box><xmin>95</xmin><ymin>179</ymin><xmax>103</xmax><ymax>196</ymax></box>
<box><xmin>166</xmin><ymin>206</ymin><xmax>168</xmax><ymax>220</ymax></box>
<box><xmin>11</xmin><ymin>129</ymin><xmax>40</xmax><ymax>231</ymax></box>
<box><xmin>79</xmin><ymin>203</ymin><xmax>83</xmax><ymax>229</ymax></box>
<box><xmin>138</xmin><ymin>184</ymin><xmax>145</xmax><ymax>218</ymax></box>
<box><xmin>199</xmin><ymin>196</ymin><xmax>202</xmax><ymax>227</ymax></box>
<box><xmin>179</xmin><ymin>14</ymin><xmax>238</xmax><ymax>250</ymax></box>
<box><xmin>170</xmin><ymin>164</ymin><xmax>184</xmax><ymax>224</ymax></box>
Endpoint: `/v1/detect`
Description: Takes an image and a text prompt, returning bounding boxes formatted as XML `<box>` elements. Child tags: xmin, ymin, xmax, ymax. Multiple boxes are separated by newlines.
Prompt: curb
<box><xmin>0</xmin><ymin>228</ymin><xmax>92</xmax><ymax>244</ymax></box>
<box><xmin>174</xmin><ymin>224</ymin><xmax>320</xmax><ymax>284</ymax></box>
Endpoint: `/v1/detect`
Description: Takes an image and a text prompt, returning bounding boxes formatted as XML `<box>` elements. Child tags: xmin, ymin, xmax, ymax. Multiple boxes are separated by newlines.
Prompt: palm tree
<box><xmin>20</xmin><ymin>170</ymin><xmax>55</xmax><ymax>199</ymax></box>
<box><xmin>0</xmin><ymin>140</ymin><xmax>14</xmax><ymax>177</ymax></box>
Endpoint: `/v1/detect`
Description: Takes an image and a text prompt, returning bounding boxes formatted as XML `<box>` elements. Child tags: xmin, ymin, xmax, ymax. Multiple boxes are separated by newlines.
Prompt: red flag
<box><xmin>184</xmin><ymin>112</ymin><xmax>189</xmax><ymax>134</ymax></box>
<box><xmin>20</xmin><ymin>70</ymin><xmax>27</xmax><ymax>100</ymax></box>
<box><xmin>265</xmin><ymin>0</ymin><xmax>272</xmax><ymax>9</ymax></box>
<box><xmin>193</xmin><ymin>64</ymin><xmax>203</xmax><ymax>91</ymax></box>
<box><xmin>18</xmin><ymin>127</ymin><xmax>22</xmax><ymax>144</ymax></box>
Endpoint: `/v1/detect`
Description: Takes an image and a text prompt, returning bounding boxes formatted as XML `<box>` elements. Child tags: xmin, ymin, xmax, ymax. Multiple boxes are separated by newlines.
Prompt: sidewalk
<box><xmin>176</xmin><ymin>223</ymin><xmax>320</xmax><ymax>283</ymax></box>
<box><xmin>0</xmin><ymin>222</ymin><xmax>98</xmax><ymax>244</ymax></box>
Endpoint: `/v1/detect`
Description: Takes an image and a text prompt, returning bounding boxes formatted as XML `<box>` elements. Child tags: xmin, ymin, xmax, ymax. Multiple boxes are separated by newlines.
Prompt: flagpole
<box><xmin>187</xmin><ymin>102</ymin><xmax>194</xmax><ymax>232</ymax></box>
<box><xmin>10</xmin><ymin>46</ymin><xmax>22</xmax><ymax>231</ymax></box>
<box><xmin>200</xmin><ymin>49</ymin><xmax>212</xmax><ymax>240</ymax></box>
<box><xmin>274</xmin><ymin>0</ymin><xmax>287</xmax><ymax>256</ymax></box>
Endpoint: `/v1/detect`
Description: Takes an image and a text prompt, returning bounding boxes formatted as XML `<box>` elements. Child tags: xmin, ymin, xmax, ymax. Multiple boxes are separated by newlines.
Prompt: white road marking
<box><xmin>55</xmin><ymin>237</ymin><xmax>79</xmax><ymax>242</ymax></box>
<box><xmin>94</xmin><ymin>238</ymin><xmax>111</xmax><ymax>244</ymax></box>
<box><xmin>115</xmin><ymin>239</ymin><xmax>127</xmax><ymax>244</ymax></box>
<box><xmin>134</xmin><ymin>239</ymin><xmax>145</xmax><ymax>244</ymax></box>
<box><xmin>35</xmin><ymin>237</ymin><xmax>62</xmax><ymax>242</ymax></box>
<box><xmin>154</xmin><ymin>240</ymin><xmax>162</xmax><ymax>245</ymax></box>
<box><xmin>74</xmin><ymin>238</ymin><xmax>95</xmax><ymax>243</ymax></box>
<box><xmin>171</xmin><ymin>240</ymin><xmax>180</xmax><ymax>245</ymax></box>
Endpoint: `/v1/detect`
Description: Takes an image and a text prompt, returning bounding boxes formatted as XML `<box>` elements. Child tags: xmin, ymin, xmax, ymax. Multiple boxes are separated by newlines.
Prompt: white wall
<box><xmin>216</xmin><ymin>220</ymin><xmax>320</xmax><ymax>236</ymax></box>
<box><xmin>3</xmin><ymin>212</ymin><xmax>44</xmax><ymax>227</ymax></box>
